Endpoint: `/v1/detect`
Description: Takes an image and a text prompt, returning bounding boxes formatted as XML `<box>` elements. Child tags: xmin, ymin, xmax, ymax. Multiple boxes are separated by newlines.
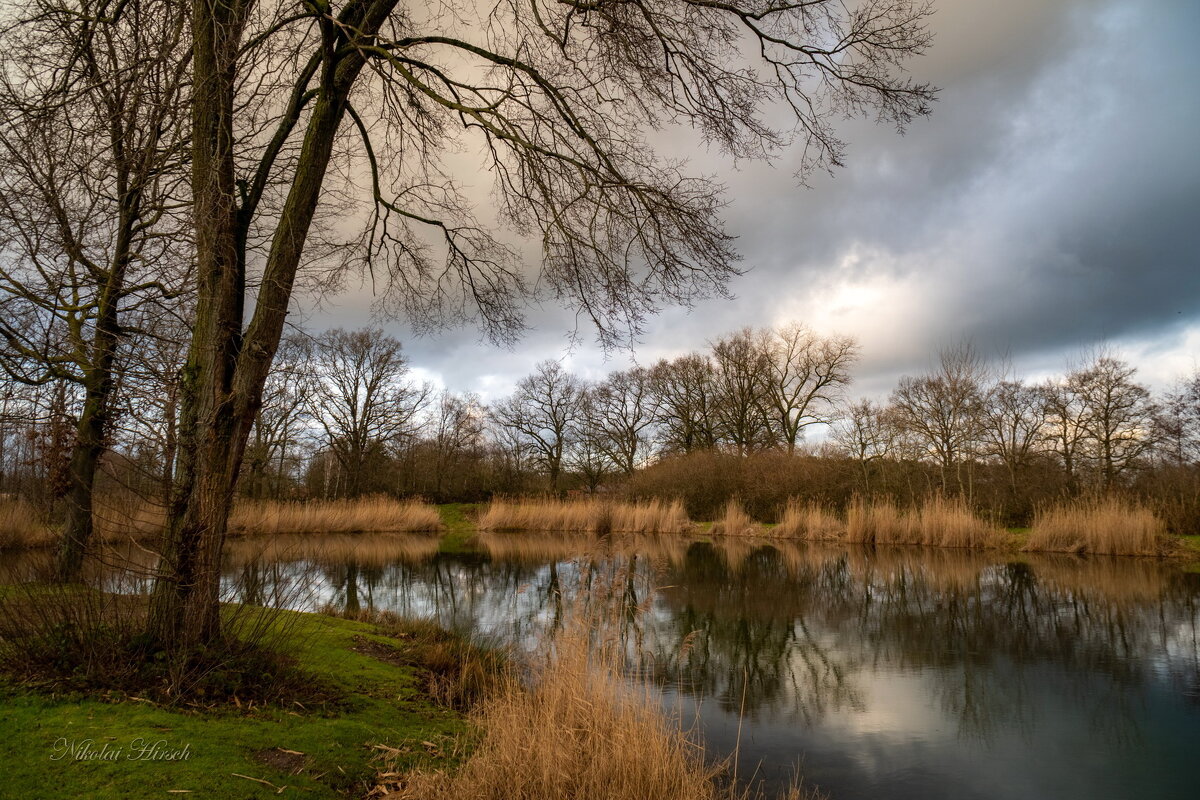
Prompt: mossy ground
<box><xmin>0</xmin><ymin>608</ymin><xmax>469</xmax><ymax>800</ymax></box>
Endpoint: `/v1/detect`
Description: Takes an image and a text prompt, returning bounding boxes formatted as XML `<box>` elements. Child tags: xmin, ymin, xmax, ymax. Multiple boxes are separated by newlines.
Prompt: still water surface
<box><xmin>21</xmin><ymin>533</ymin><xmax>1200</xmax><ymax>799</ymax></box>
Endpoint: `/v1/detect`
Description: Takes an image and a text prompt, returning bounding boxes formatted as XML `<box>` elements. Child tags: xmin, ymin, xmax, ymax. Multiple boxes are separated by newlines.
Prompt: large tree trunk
<box><xmin>149</xmin><ymin>0</ymin><xmax>395</xmax><ymax>648</ymax></box>
<box><xmin>148</xmin><ymin>0</ymin><xmax>248</xmax><ymax>648</ymax></box>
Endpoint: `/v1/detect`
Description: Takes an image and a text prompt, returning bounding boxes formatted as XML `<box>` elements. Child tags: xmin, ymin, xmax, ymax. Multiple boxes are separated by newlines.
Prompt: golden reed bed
<box><xmin>0</xmin><ymin>492</ymin><xmax>1182</xmax><ymax>559</ymax></box>
<box><xmin>0</xmin><ymin>496</ymin><xmax>442</xmax><ymax>549</ymax></box>
<box><xmin>477</xmin><ymin>497</ymin><xmax>691</xmax><ymax>534</ymax></box>
<box><xmin>1024</xmin><ymin>496</ymin><xmax>1170</xmax><ymax>556</ymax></box>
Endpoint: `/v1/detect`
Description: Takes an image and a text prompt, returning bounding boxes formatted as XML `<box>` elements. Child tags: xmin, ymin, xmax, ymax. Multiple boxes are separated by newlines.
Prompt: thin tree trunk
<box><xmin>58</xmin><ymin>295</ymin><xmax>122</xmax><ymax>580</ymax></box>
<box><xmin>57</xmin><ymin>391</ymin><xmax>106</xmax><ymax>580</ymax></box>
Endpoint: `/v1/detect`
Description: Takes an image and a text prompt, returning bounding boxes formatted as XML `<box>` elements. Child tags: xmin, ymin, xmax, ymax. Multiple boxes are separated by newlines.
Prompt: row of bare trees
<box><xmin>488</xmin><ymin>325</ymin><xmax>858</xmax><ymax>490</ymax></box>
<box><xmin>835</xmin><ymin>346</ymin><xmax>1165</xmax><ymax>498</ymax></box>
<box><xmin>238</xmin><ymin>330</ymin><xmax>1184</xmax><ymax>512</ymax></box>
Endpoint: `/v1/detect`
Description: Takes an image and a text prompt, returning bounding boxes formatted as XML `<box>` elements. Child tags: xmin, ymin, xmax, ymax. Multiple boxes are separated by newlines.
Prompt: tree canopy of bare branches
<box><xmin>0</xmin><ymin>0</ymin><xmax>192</xmax><ymax>578</ymax></box>
<box><xmin>151</xmin><ymin>0</ymin><xmax>935</xmax><ymax>645</ymax></box>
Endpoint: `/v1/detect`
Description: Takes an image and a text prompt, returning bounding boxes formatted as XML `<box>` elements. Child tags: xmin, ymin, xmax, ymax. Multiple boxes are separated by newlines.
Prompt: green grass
<box><xmin>1180</xmin><ymin>536</ymin><xmax>1200</xmax><ymax>570</ymax></box>
<box><xmin>437</xmin><ymin>503</ymin><xmax>483</xmax><ymax>553</ymax></box>
<box><xmin>0</xmin><ymin>609</ymin><xmax>469</xmax><ymax>800</ymax></box>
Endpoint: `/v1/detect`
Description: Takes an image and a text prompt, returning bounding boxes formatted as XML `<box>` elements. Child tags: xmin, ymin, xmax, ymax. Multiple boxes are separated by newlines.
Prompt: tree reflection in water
<box><xmin>12</xmin><ymin>531</ymin><xmax>1198</xmax><ymax>797</ymax></box>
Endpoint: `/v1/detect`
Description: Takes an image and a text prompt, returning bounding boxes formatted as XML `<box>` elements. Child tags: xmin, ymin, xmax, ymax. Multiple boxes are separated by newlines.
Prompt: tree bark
<box><xmin>57</xmin><ymin>383</ymin><xmax>109</xmax><ymax>580</ymax></box>
<box><xmin>150</xmin><ymin>0</ymin><xmax>396</xmax><ymax>648</ymax></box>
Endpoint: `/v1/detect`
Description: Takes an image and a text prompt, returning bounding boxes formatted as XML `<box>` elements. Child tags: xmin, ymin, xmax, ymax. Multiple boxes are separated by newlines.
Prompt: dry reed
<box><xmin>390</xmin><ymin>556</ymin><xmax>825</xmax><ymax>800</ymax></box>
<box><xmin>396</xmin><ymin>631</ymin><xmax>733</xmax><ymax>800</ymax></box>
<box><xmin>92</xmin><ymin>495</ymin><xmax>167</xmax><ymax>541</ymax></box>
<box><xmin>845</xmin><ymin>498</ymin><xmax>911</xmax><ymax>544</ymax></box>
<box><xmin>1024</xmin><ymin>496</ymin><xmax>1168</xmax><ymax>556</ymax></box>
<box><xmin>845</xmin><ymin>497</ymin><xmax>1000</xmax><ymax>548</ymax></box>
<box><xmin>228</xmin><ymin>497</ymin><xmax>442</xmax><ymax>535</ymax></box>
<box><xmin>0</xmin><ymin>498</ymin><xmax>54</xmax><ymax>549</ymax></box>
<box><xmin>913</xmin><ymin>496</ymin><xmax>1001</xmax><ymax>548</ymax></box>
<box><xmin>478</xmin><ymin>497</ymin><xmax>692</xmax><ymax>534</ymax></box>
<box><xmin>709</xmin><ymin>498</ymin><xmax>760</xmax><ymax>536</ymax></box>
<box><xmin>774</xmin><ymin>499</ymin><xmax>844</xmax><ymax>541</ymax></box>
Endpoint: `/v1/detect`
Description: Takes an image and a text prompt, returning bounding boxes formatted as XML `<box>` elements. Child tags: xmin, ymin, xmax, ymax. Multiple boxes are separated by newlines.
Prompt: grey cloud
<box><xmin>301</xmin><ymin>0</ymin><xmax>1200</xmax><ymax>402</ymax></box>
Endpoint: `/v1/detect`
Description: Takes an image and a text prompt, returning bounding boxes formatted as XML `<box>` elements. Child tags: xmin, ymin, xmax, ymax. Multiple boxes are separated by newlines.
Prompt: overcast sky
<box><xmin>300</xmin><ymin>0</ymin><xmax>1200</xmax><ymax>404</ymax></box>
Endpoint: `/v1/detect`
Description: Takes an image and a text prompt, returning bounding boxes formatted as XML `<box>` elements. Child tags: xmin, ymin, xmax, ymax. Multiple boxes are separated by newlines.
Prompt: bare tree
<box><xmin>567</xmin><ymin>390</ymin><xmax>612</xmax><ymax>493</ymax></box>
<box><xmin>0</xmin><ymin>0</ymin><xmax>190</xmax><ymax>579</ymax></box>
<box><xmin>491</xmin><ymin>361</ymin><xmax>583</xmax><ymax>492</ymax></box>
<box><xmin>832</xmin><ymin>398</ymin><xmax>897</xmax><ymax>493</ymax></box>
<box><xmin>650</xmin><ymin>354</ymin><xmax>720</xmax><ymax>454</ymax></box>
<box><xmin>242</xmin><ymin>333</ymin><xmax>315</xmax><ymax>498</ymax></box>
<box><xmin>711</xmin><ymin>328</ymin><xmax>773</xmax><ymax>454</ymax></box>
<box><xmin>1072</xmin><ymin>354</ymin><xmax>1156</xmax><ymax>489</ymax></box>
<box><xmin>980</xmin><ymin>379</ymin><xmax>1047</xmax><ymax>492</ymax></box>
<box><xmin>890</xmin><ymin>343</ymin><xmax>987</xmax><ymax>494</ymax></box>
<box><xmin>1156</xmin><ymin>370</ymin><xmax>1200</xmax><ymax>466</ymax></box>
<box><xmin>1040</xmin><ymin>377</ymin><xmax>1089</xmax><ymax>492</ymax></box>
<box><xmin>420</xmin><ymin>391</ymin><xmax>488</xmax><ymax>500</ymax></box>
<box><xmin>157</xmin><ymin>0</ymin><xmax>935</xmax><ymax>644</ymax></box>
<box><xmin>586</xmin><ymin>367</ymin><xmax>659</xmax><ymax>475</ymax></box>
<box><xmin>763</xmin><ymin>324</ymin><xmax>858</xmax><ymax>452</ymax></box>
<box><xmin>308</xmin><ymin>328</ymin><xmax>428</xmax><ymax>497</ymax></box>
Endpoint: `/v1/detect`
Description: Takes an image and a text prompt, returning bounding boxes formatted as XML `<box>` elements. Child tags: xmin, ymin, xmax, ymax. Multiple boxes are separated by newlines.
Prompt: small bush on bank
<box><xmin>0</xmin><ymin>585</ymin><xmax>338</xmax><ymax>707</ymax></box>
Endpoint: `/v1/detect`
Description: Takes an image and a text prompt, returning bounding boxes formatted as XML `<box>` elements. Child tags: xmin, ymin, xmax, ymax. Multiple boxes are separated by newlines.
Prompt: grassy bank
<box><xmin>0</xmin><ymin>581</ymin><xmax>784</xmax><ymax>800</ymax></box>
<box><xmin>0</xmin><ymin>607</ymin><xmax>471</xmax><ymax>799</ymax></box>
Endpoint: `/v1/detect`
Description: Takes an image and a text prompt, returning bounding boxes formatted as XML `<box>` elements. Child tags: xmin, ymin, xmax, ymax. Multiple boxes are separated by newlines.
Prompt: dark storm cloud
<box><xmin>304</xmin><ymin>0</ymin><xmax>1200</xmax><ymax>400</ymax></box>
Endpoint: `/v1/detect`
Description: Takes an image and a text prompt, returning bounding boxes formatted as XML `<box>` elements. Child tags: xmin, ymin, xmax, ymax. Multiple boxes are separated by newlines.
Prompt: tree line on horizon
<box><xmin>4</xmin><ymin>322</ymin><xmax>1198</xmax><ymax>529</ymax></box>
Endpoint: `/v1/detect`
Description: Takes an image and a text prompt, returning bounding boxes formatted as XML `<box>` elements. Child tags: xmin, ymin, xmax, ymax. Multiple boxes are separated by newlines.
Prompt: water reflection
<box><xmin>4</xmin><ymin>534</ymin><xmax>1197</xmax><ymax>799</ymax></box>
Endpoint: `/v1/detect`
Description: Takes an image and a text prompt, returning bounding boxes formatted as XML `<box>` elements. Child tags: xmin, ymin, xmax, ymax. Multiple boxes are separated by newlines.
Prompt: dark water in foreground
<box><xmin>12</xmin><ymin>533</ymin><xmax>1200</xmax><ymax>799</ymax></box>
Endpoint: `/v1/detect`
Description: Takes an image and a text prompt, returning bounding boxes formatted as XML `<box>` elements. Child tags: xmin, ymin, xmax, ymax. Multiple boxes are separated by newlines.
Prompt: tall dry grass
<box><xmin>845</xmin><ymin>497</ymin><xmax>1000</xmax><ymax>548</ymax></box>
<box><xmin>845</xmin><ymin>498</ymin><xmax>910</xmax><ymax>544</ymax></box>
<box><xmin>2</xmin><ymin>495</ymin><xmax>443</xmax><ymax>551</ymax></box>
<box><xmin>0</xmin><ymin>498</ymin><xmax>54</xmax><ymax>549</ymax></box>
<box><xmin>92</xmin><ymin>494</ymin><xmax>167</xmax><ymax>541</ymax></box>
<box><xmin>478</xmin><ymin>497</ymin><xmax>692</xmax><ymax>534</ymax></box>
<box><xmin>1024</xmin><ymin>496</ymin><xmax>1168</xmax><ymax>556</ymax></box>
<box><xmin>396</xmin><ymin>633</ymin><xmax>730</xmax><ymax>800</ymax></box>
<box><xmin>1</xmin><ymin>494</ymin><xmax>166</xmax><ymax>549</ymax></box>
<box><xmin>390</xmin><ymin>562</ymin><xmax>820</xmax><ymax>800</ymax></box>
<box><xmin>774</xmin><ymin>500</ymin><xmax>844</xmax><ymax>541</ymax></box>
<box><xmin>913</xmin><ymin>496</ymin><xmax>1000</xmax><ymax>548</ymax></box>
<box><xmin>228</xmin><ymin>497</ymin><xmax>442</xmax><ymax>535</ymax></box>
<box><xmin>708</xmin><ymin>499</ymin><xmax>760</xmax><ymax>536</ymax></box>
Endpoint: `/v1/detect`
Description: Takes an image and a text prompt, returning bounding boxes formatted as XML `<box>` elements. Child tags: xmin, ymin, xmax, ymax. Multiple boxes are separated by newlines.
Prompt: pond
<box><xmin>8</xmin><ymin>533</ymin><xmax>1199</xmax><ymax>799</ymax></box>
